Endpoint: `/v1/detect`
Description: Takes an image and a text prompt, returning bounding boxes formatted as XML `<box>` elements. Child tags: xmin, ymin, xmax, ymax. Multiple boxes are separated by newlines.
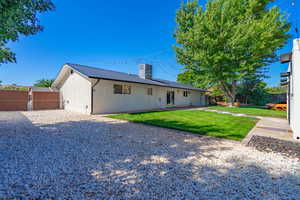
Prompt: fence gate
<box><xmin>0</xmin><ymin>90</ymin><xmax>29</xmax><ymax>111</ymax></box>
<box><xmin>32</xmin><ymin>91</ymin><xmax>60</xmax><ymax>110</ymax></box>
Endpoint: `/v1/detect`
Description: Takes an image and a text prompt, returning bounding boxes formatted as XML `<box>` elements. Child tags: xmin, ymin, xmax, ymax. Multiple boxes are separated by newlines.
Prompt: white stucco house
<box><xmin>283</xmin><ymin>39</ymin><xmax>300</xmax><ymax>141</ymax></box>
<box><xmin>52</xmin><ymin>63</ymin><xmax>208</xmax><ymax>114</ymax></box>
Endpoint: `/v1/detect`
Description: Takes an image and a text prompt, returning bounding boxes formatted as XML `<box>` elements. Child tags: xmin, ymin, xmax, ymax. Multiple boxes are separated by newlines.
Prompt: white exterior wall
<box><xmin>60</xmin><ymin>72</ymin><xmax>92</xmax><ymax>114</ymax></box>
<box><xmin>289</xmin><ymin>39</ymin><xmax>300</xmax><ymax>140</ymax></box>
<box><xmin>92</xmin><ymin>79</ymin><xmax>206</xmax><ymax>114</ymax></box>
<box><xmin>191</xmin><ymin>90</ymin><xmax>207</xmax><ymax>106</ymax></box>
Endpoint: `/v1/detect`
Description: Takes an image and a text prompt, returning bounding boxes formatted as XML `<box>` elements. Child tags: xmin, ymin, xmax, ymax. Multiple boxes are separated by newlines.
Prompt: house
<box><xmin>280</xmin><ymin>38</ymin><xmax>300</xmax><ymax>141</ymax></box>
<box><xmin>52</xmin><ymin>63</ymin><xmax>208</xmax><ymax>114</ymax></box>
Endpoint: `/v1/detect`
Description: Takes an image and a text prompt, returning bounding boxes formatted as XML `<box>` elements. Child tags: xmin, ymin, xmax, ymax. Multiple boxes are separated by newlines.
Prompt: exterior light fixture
<box><xmin>280</xmin><ymin>72</ymin><xmax>290</xmax><ymax>77</ymax></box>
<box><xmin>280</xmin><ymin>52</ymin><xmax>292</xmax><ymax>64</ymax></box>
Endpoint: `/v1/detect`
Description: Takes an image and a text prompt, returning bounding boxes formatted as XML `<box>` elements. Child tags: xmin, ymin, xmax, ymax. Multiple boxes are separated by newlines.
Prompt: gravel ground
<box><xmin>247</xmin><ymin>135</ymin><xmax>300</xmax><ymax>159</ymax></box>
<box><xmin>0</xmin><ymin>110</ymin><xmax>299</xmax><ymax>200</ymax></box>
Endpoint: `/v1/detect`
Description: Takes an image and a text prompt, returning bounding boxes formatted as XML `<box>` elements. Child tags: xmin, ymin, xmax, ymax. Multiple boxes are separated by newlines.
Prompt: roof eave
<box><xmin>88</xmin><ymin>76</ymin><xmax>205</xmax><ymax>92</ymax></box>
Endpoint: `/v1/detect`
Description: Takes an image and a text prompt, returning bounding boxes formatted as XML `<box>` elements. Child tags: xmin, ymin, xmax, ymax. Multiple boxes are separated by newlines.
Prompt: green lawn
<box><xmin>108</xmin><ymin>110</ymin><xmax>258</xmax><ymax>141</ymax></box>
<box><xmin>208</xmin><ymin>105</ymin><xmax>287</xmax><ymax>118</ymax></box>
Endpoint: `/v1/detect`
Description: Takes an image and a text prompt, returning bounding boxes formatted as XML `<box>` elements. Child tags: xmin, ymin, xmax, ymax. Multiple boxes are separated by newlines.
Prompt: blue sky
<box><xmin>1</xmin><ymin>0</ymin><xmax>299</xmax><ymax>86</ymax></box>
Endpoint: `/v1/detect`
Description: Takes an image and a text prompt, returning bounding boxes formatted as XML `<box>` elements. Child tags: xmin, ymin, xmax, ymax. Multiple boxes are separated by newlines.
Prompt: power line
<box><xmin>137</xmin><ymin>48</ymin><xmax>172</xmax><ymax>59</ymax></box>
<box><xmin>133</xmin><ymin>48</ymin><xmax>183</xmax><ymax>75</ymax></box>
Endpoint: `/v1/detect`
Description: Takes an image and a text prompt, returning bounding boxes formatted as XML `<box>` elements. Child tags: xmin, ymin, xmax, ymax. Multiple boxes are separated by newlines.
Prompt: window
<box><xmin>147</xmin><ymin>88</ymin><xmax>153</xmax><ymax>95</ymax></box>
<box><xmin>113</xmin><ymin>84</ymin><xmax>131</xmax><ymax>94</ymax></box>
<box><xmin>183</xmin><ymin>90</ymin><xmax>189</xmax><ymax>97</ymax></box>
<box><xmin>123</xmin><ymin>85</ymin><xmax>131</xmax><ymax>94</ymax></box>
<box><xmin>114</xmin><ymin>84</ymin><xmax>123</xmax><ymax>94</ymax></box>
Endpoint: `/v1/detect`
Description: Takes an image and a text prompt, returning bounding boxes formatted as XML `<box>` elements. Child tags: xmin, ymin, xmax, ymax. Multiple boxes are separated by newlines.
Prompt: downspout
<box><xmin>288</xmin><ymin>61</ymin><xmax>292</xmax><ymax>124</ymax></box>
<box><xmin>91</xmin><ymin>79</ymin><xmax>100</xmax><ymax>115</ymax></box>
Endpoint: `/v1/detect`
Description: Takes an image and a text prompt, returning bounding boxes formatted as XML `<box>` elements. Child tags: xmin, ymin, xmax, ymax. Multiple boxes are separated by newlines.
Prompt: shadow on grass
<box><xmin>125</xmin><ymin>118</ymin><xmax>229</xmax><ymax>137</ymax></box>
<box><xmin>109</xmin><ymin>111</ymin><xmax>256</xmax><ymax>141</ymax></box>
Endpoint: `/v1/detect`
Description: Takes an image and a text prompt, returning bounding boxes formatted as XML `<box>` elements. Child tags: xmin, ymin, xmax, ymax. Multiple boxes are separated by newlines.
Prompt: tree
<box><xmin>34</xmin><ymin>79</ymin><xmax>54</xmax><ymax>87</ymax></box>
<box><xmin>266</xmin><ymin>86</ymin><xmax>287</xmax><ymax>94</ymax></box>
<box><xmin>236</xmin><ymin>77</ymin><xmax>270</xmax><ymax>105</ymax></box>
<box><xmin>0</xmin><ymin>0</ymin><xmax>54</xmax><ymax>64</ymax></box>
<box><xmin>0</xmin><ymin>84</ymin><xmax>28</xmax><ymax>91</ymax></box>
<box><xmin>177</xmin><ymin>70</ymin><xmax>209</xmax><ymax>89</ymax></box>
<box><xmin>174</xmin><ymin>0</ymin><xmax>290</xmax><ymax>105</ymax></box>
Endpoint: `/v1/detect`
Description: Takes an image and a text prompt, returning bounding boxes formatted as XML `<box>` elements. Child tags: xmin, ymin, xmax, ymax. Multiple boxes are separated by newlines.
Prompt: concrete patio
<box><xmin>243</xmin><ymin>117</ymin><xmax>295</xmax><ymax>144</ymax></box>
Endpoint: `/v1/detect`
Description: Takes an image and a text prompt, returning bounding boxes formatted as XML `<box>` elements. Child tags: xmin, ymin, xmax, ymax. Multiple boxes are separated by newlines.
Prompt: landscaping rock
<box><xmin>247</xmin><ymin>135</ymin><xmax>300</xmax><ymax>159</ymax></box>
<box><xmin>0</xmin><ymin>110</ymin><xmax>299</xmax><ymax>199</ymax></box>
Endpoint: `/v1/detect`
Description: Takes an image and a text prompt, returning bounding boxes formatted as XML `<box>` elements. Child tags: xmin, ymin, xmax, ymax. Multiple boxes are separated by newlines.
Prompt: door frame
<box><xmin>166</xmin><ymin>90</ymin><xmax>175</xmax><ymax>105</ymax></box>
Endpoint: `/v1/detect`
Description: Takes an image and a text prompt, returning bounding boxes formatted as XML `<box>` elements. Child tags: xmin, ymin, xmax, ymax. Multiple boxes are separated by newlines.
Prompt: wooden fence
<box><xmin>0</xmin><ymin>90</ymin><xmax>29</xmax><ymax>111</ymax></box>
<box><xmin>270</xmin><ymin>93</ymin><xmax>287</xmax><ymax>104</ymax></box>
<box><xmin>32</xmin><ymin>91</ymin><xmax>60</xmax><ymax>110</ymax></box>
<box><xmin>0</xmin><ymin>90</ymin><xmax>60</xmax><ymax>111</ymax></box>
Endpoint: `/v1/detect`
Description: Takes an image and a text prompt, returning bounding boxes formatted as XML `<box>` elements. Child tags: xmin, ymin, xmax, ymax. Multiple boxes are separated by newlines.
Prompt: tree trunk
<box><xmin>226</xmin><ymin>93</ymin><xmax>236</xmax><ymax>107</ymax></box>
<box><xmin>220</xmin><ymin>81</ymin><xmax>237</xmax><ymax>107</ymax></box>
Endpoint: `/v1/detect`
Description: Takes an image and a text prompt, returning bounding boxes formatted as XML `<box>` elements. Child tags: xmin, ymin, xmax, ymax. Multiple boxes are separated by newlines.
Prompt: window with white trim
<box><xmin>114</xmin><ymin>84</ymin><xmax>123</xmax><ymax>94</ymax></box>
<box><xmin>113</xmin><ymin>84</ymin><xmax>131</xmax><ymax>94</ymax></box>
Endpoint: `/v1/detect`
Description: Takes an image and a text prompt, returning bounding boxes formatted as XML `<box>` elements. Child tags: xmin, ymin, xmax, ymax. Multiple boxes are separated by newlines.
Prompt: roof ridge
<box><xmin>66</xmin><ymin>63</ymin><xmax>135</xmax><ymax>76</ymax></box>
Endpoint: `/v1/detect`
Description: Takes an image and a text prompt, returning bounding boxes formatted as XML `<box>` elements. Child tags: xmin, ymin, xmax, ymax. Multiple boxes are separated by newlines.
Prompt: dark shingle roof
<box><xmin>67</xmin><ymin>63</ymin><xmax>205</xmax><ymax>91</ymax></box>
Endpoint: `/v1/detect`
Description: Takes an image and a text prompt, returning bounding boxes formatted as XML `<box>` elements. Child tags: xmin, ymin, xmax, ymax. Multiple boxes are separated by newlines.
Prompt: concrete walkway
<box><xmin>242</xmin><ymin>117</ymin><xmax>295</xmax><ymax>144</ymax></box>
<box><xmin>195</xmin><ymin>107</ymin><xmax>295</xmax><ymax>143</ymax></box>
<box><xmin>195</xmin><ymin>107</ymin><xmax>263</xmax><ymax>118</ymax></box>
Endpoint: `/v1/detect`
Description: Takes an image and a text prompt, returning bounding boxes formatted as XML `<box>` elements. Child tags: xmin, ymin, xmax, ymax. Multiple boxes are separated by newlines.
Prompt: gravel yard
<box><xmin>0</xmin><ymin>110</ymin><xmax>299</xmax><ymax>199</ymax></box>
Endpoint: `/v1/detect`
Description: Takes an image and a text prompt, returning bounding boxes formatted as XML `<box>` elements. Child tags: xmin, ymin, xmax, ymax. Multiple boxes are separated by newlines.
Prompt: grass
<box><xmin>108</xmin><ymin>110</ymin><xmax>258</xmax><ymax>141</ymax></box>
<box><xmin>208</xmin><ymin>105</ymin><xmax>287</xmax><ymax>118</ymax></box>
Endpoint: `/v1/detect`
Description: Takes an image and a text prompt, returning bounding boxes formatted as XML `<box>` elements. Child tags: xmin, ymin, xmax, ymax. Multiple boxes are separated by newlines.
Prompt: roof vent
<box><xmin>139</xmin><ymin>64</ymin><xmax>152</xmax><ymax>79</ymax></box>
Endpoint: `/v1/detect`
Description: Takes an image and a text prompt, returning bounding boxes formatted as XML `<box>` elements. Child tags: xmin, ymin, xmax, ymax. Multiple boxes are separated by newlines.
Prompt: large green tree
<box><xmin>0</xmin><ymin>0</ymin><xmax>54</xmax><ymax>64</ymax></box>
<box><xmin>236</xmin><ymin>77</ymin><xmax>270</xmax><ymax>105</ymax></box>
<box><xmin>266</xmin><ymin>85</ymin><xmax>287</xmax><ymax>94</ymax></box>
<box><xmin>174</xmin><ymin>0</ymin><xmax>290</xmax><ymax>104</ymax></box>
<box><xmin>177</xmin><ymin>69</ymin><xmax>209</xmax><ymax>89</ymax></box>
<box><xmin>34</xmin><ymin>79</ymin><xmax>54</xmax><ymax>87</ymax></box>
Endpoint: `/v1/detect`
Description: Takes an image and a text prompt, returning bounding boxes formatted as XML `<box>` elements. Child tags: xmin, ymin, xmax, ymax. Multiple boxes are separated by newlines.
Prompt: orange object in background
<box><xmin>216</xmin><ymin>102</ymin><xmax>241</xmax><ymax>107</ymax></box>
<box><xmin>216</xmin><ymin>102</ymin><xmax>227</xmax><ymax>106</ymax></box>
<box><xmin>274</xmin><ymin>104</ymin><xmax>287</xmax><ymax>111</ymax></box>
<box><xmin>266</xmin><ymin>103</ymin><xmax>287</xmax><ymax>111</ymax></box>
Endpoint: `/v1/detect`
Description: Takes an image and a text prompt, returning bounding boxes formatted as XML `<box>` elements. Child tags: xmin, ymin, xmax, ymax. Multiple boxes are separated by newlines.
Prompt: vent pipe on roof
<box><xmin>139</xmin><ymin>64</ymin><xmax>152</xmax><ymax>79</ymax></box>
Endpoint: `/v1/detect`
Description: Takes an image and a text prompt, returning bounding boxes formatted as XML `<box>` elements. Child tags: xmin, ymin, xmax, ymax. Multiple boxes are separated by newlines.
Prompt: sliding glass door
<box><xmin>167</xmin><ymin>91</ymin><xmax>175</xmax><ymax>105</ymax></box>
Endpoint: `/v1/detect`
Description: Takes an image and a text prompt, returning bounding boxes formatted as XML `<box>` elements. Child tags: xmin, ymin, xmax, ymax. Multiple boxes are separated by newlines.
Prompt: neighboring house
<box><xmin>52</xmin><ymin>63</ymin><xmax>207</xmax><ymax>114</ymax></box>
<box><xmin>281</xmin><ymin>38</ymin><xmax>300</xmax><ymax>141</ymax></box>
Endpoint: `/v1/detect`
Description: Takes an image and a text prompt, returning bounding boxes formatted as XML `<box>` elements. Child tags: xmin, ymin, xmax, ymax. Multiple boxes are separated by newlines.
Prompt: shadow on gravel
<box><xmin>0</xmin><ymin>113</ymin><xmax>299</xmax><ymax>199</ymax></box>
<box><xmin>0</xmin><ymin>111</ymin><xmax>35</xmax><ymax>137</ymax></box>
